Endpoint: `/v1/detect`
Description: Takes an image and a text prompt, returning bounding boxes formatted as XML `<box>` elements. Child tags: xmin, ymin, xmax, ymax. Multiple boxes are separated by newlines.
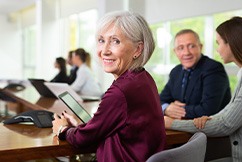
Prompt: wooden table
<box><xmin>0</xmin><ymin>123</ymin><xmax>87</xmax><ymax>161</ymax></box>
<box><xmin>0</xmin><ymin>123</ymin><xmax>192</xmax><ymax>161</ymax></box>
<box><xmin>166</xmin><ymin>129</ymin><xmax>192</xmax><ymax>147</ymax></box>
<box><xmin>0</xmin><ymin>87</ymin><xmax>192</xmax><ymax>161</ymax></box>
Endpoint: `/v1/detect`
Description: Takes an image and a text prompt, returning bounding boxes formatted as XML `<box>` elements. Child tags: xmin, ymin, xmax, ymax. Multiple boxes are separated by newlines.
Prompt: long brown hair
<box><xmin>74</xmin><ymin>48</ymin><xmax>91</xmax><ymax>68</ymax></box>
<box><xmin>56</xmin><ymin>57</ymin><xmax>67</xmax><ymax>74</ymax></box>
<box><xmin>216</xmin><ymin>16</ymin><xmax>242</xmax><ymax>65</ymax></box>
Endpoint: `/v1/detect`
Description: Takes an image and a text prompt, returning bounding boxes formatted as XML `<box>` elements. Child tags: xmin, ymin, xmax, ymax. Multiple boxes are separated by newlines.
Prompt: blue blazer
<box><xmin>160</xmin><ymin>55</ymin><xmax>231</xmax><ymax>118</ymax></box>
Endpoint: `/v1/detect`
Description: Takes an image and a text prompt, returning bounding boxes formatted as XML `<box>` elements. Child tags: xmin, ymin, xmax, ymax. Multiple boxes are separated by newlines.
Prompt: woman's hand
<box><xmin>164</xmin><ymin>116</ymin><xmax>174</xmax><ymax>129</ymax></box>
<box><xmin>193</xmin><ymin>116</ymin><xmax>211</xmax><ymax>129</ymax></box>
<box><xmin>62</xmin><ymin>111</ymin><xmax>82</xmax><ymax>127</ymax></box>
<box><xmin>52</xmin><ymin>113</ymin><xmax>69</xmax><ymax>135</ymax></box>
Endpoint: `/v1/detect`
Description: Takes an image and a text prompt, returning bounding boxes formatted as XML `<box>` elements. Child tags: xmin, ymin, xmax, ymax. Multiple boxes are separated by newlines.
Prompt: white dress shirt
<box><xmin>71</xmin><ymin>64</ymin><xmax>102</xmax><ymax>97</ymax></box>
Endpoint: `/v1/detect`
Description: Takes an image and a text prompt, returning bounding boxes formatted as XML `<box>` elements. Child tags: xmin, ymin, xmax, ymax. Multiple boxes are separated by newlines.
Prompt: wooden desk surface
<box><xmin>0</xmin><ymin>87</ymin><xmax>192</xmax><ymax>161</ymax></box>
<box><xmin>0</xmin><ymin>123</ymin><xmax>83</xmax><ymax>161</ymax></box>
<box><xmin>165</xmin><ymin>129</ymin><xmax>192</xmax><ymax>147</ymax></box>
<box><xmin>0</xmin><ymin>122</ymin><xmax>191</xmax><ymax>161</ymax></box>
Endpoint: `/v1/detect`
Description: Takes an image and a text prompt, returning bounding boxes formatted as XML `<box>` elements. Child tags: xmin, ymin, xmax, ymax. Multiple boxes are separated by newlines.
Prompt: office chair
<box><xmin>146</xmin><ymin>132</ymin><xmax>207</xmax><ymax>162</ymax></box>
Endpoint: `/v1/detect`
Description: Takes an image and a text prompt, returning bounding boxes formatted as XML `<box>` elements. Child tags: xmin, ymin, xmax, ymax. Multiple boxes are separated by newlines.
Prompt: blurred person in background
<box><xmin>66</xmin><ymin>50</ymin><xmax>78</xmax><ymax>85</ymax></box>
<box><xmin>50</xmin><ymin>57</ymin><xmax>68</xmax><ymax>83</ymax></box>
<box><xmin>71</xmin><ymin>48</ymin><xmax>102</xmax><ymax>97</ymax></box>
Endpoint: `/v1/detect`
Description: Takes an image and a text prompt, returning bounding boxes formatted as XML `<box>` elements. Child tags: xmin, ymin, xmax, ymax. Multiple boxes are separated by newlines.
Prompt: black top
<box><xmin>68</xmin><ymin>66</ymin><xmax>78</xmax><ymax>84</ymax></box>
<box><xmin>51</xmin><ymin>71</ymin><xmax>69</xmax><ymax>83</ymax></box>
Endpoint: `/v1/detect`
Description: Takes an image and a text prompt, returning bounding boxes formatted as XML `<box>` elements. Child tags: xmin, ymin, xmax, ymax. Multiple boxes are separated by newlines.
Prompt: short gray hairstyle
<box><xmin>174</xmin><ymin>29</ymin><xmax>201</xmax><ymax>45</ymax></box>
<box><xmin>96</xmin><ymin>11</ymin><xmax>155</xmax><ymax>71</ymax></box>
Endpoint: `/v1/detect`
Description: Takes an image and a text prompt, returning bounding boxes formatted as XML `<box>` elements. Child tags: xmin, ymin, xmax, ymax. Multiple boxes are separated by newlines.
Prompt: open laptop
<box><xmin>28</xmin><ymin>79</ymin><xmax>57</xmax><ymax>98</ymax></box>
<box><xmin>44</xmin><ymin>82</ymin><xmax>83</xmax><ymax>102</ymax></box>
<box><xmin>58</xmin><ymin>91</ymin><xmax>92</xmax><ymax>124</ymax></box>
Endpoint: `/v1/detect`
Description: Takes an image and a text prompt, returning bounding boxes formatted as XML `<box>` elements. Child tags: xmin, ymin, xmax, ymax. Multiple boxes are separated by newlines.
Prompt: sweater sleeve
<box><xmin>63</xmin><ymin>85</ymin><xmax>127</xmax><ymax>149</ymax></box>
<box><xmin>172</xmin><ymin>87</ymin><xmax>242</xmax><ymax>137</ymax></box>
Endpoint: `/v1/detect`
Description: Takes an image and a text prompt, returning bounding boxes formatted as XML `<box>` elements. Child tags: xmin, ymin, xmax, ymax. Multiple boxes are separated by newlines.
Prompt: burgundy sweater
<box><xmin>59</xmin><ymin>69</ymin><xmax>166</xmax><ymax>162</ymax></box>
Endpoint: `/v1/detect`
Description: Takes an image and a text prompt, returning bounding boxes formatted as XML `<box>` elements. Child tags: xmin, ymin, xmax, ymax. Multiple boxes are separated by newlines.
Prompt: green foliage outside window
<box><xmin>66</xmin><ymin>9</ymin><xmax>241</xmax><ymax>94</ymax></box>
<box><xmin>23</xmin><ymin>26</ymin><xmax>36</xmax><ymax>79</ymax></box>
<box><xmin>213</xmin><ymin>10</ymin><xmax>242</xmax><ymax>62</ymax></box>
<box><xmin>170</xmin><ymin>17</ymin><xmax>205</xmax><ymax>64</ymax></box>
<box><xmin>147</xmin><ymin>10</ymin><xmax>241</xmax><ymax>94</ymax></box>
<box><xmin>149</xmin><ymin>23</ymin><xmax>165</xmax><ymax>65</ymax></box>
<box><xmin>229</xmin><ymin>75</ymin><xmax>238</xmax><ymax>94</ymax></box>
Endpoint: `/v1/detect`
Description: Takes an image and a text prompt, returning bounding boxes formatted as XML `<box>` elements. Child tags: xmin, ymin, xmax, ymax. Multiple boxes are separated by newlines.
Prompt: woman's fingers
<box><xmin>193</xmin><ymin>116</ymin><xmax>210</xmax><ymax>129</ymax></box>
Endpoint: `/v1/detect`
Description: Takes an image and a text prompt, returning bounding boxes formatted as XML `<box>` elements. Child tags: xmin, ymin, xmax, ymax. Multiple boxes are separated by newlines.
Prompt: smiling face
<box><xmin>97</xmin><ymin>25</ymin><xmax>141</xmax><ymax>79</ymax></box>
<box><xmin>174</xmin><ymin>33</ymin><xmax>202</xmax><ymax>69</ymax></box>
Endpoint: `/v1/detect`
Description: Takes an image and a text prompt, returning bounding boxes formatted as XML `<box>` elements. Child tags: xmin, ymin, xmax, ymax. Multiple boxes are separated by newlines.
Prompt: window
<box><xmin>23</xmin><ymin>25</ymin><xmax>36</xmax><ymax>78</ymax></box>
<box><xmin>148</xmin><ymin>9</ymin><xmax>242</xmax><ymax>93</ymax></box>
<box><xmin>68</xmin><ymin>9</ymin><xmax>98</xmax><ymax>53</ymax></box>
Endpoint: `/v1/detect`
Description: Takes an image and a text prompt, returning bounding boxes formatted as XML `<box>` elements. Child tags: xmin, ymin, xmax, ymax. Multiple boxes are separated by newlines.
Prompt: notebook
<box><xmin>44</xmin><ymin>82</ymin><xmax>83</xmax><ymax>102</ymax></box>
<box><xmin>28</xmin><ymin>79</ymin><xmax>57</xmax><ymax>98</ymax></box>
<box><xmin>58</xmin><ymin>91</ymin><xmax>92</xmax><ymax>124</ymax></box>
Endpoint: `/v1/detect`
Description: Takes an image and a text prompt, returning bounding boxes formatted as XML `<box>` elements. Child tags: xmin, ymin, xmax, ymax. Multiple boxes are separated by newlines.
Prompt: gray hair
<box><xmin>174</xmin><ymin>29</ymin><xmax>201</xmax><ymax>45</ymax></box>
<box><xmin>96</xmin><ymin>11</ymin><xmax>155</xmax><ymax>71</ymax></box>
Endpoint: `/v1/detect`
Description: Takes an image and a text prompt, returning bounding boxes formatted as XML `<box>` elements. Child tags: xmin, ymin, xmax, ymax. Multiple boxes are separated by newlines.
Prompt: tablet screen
<box><xmin>58</xmin><ymin>91</ymin><xmax>92</xmax><ymax>123</ymax></box>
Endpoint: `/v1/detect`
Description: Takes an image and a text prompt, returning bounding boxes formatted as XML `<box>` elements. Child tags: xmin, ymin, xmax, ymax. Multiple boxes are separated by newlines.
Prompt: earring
<box><xmin>133</xmin><ymin>56</ymin><xmax>137</xmax><ymax>59</ymax></box>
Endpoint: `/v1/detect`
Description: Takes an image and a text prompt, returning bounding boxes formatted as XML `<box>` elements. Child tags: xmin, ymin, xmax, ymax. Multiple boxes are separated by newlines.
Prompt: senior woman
<box><xmin>52</xmin><ymin>11</ymin><xmax>166</xmax><ymax>162</ymax></box>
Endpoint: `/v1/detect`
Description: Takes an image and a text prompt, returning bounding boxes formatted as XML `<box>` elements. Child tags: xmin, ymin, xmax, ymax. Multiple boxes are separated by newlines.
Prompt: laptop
<box><xmin>28</xmin><ymin>79</ymin><xmax>57</xmax><ymax>98</ymax></box>
<box><xmin>44</xmin><ymin>82</ymin><xmax>83</xmax><ymax>102</ymax></box>
<box><xmin>58</xmin><ymin>91</ymin><xmax>92</xmax><ymax>124</ymax></box>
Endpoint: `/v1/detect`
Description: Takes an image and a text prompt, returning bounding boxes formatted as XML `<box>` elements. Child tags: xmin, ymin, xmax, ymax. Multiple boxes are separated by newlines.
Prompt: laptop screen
<box><xmin>28</xmin><ymin>78</ymin><xmax>57</xmax><ymax>98</ymax></box>
<box><xmin>58</xmin><ymin>91</ymin><xmax>92</xmax><ymax>124</ymax></box>
<box><xmin>44</xmin><ymin>82</ymin><xmax>82</xmax><ymax>102</ymax></box>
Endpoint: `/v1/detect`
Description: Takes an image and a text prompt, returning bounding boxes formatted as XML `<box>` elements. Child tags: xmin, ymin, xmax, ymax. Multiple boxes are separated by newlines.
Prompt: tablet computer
<box><xmin>58</xmin><ymin>91</ymin><xmax>92</xmax><ymax>124</ymax></box>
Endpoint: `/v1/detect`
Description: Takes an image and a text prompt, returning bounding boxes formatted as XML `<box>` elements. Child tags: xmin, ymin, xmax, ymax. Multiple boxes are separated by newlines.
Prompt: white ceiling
<box><xmin>0</xmin><ymin>0</ymin><xmax>35</xmax><ymax>15</ymax></box>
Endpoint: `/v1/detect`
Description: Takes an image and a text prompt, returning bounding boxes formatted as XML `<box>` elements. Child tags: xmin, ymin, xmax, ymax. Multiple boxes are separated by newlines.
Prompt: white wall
<box><xmin>60</xmin><ymin>0</ymin><xmax>97</xmax><ymax>17</ymax></box>
<box><xmin>0</xmin><ymin>14</ymin><xmax>22</xmax><ymax>80</ymax></box>
<box><xmin>145</xmin><ymin>0</ymin><xmax>242</xmax><ymax>23</ymax></box>
<box><xmin>20</xmin><ymin>6</ymin><xmax>36</xmax><ymax>28</ymax></box>
<box><xmin>35</xmin><ymin>0</ymin><xmax>60</xmax><ymax>80</ymax></box>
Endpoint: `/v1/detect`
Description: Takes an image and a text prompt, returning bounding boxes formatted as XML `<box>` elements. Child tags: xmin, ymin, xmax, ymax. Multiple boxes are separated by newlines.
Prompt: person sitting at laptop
<box><xmin>66</xmin><ymin>50</ymin><xmax>78</xmax><ymax>85</ymax></box>
<box><xmin>52</xmin><ymin>11</ymin><xmax>166</xmax><ymax>162</ymax></box>
<box><xmin>70</xmin><ymin>48</ymin><xmax>102</xmax><ymax>97</ymax></box>
<box><xmin>50</xmin><ymin>57</ymin><xmax>69</xmax><ymax>83</ymax></box>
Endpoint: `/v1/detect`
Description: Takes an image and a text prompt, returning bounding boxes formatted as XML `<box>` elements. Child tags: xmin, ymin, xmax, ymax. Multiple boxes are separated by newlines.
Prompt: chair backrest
<box><xmin>146</xmin><ymin>132</ymin><xmax>207</xmax><ymax>162</ymax></box>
